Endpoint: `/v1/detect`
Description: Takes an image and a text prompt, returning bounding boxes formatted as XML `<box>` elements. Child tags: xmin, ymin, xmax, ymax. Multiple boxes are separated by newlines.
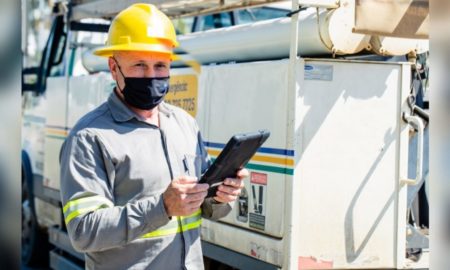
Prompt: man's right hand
<box><xmin>162</xmin><ymin>175</ymin><xmax>209</xmax><ymax>217</ymax></box>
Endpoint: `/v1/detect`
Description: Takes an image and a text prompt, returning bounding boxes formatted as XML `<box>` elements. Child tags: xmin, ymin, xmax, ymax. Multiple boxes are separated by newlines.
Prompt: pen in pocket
<box><xmin>182</xmin><ymin>157</ymin><xmax>189</xmax><ymax>174</ymax></box>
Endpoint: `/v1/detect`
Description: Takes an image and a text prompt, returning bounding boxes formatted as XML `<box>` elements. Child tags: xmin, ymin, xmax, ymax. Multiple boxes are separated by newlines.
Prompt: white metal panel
<box><xmin>202</xmin><ymin>220</ymin><xmax>285</xmax><ymax>267</ymax></box>
<box><xmin>43</xmin><ymin>77</ymin><xmax>68</xmax><ymax>190</ymax></box>
<box><xmin>67</xmin><ymin>72</ymin><xmax>114</xmax><ymax>128</ymax></box>
<box><xmin>201</xmin><ymin>60</ymin><xmax>291</xmax><ymax>239</ymax></box>
<box><xmin>22</xmin><ymin>93</ymin><xmax>48</xmax><ymax>176</ymax></box>
<box><xmin>294</xmin><ymin>59</ymin><xmax>410</xmax><ymax>268</ymax></box>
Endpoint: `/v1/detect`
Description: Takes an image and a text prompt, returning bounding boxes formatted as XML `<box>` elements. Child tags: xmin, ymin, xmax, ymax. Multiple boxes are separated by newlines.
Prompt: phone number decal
<box><xmin>167</xmin><ymin>75</ymin><xmax>198</xmax><ymax>117</ymax></box>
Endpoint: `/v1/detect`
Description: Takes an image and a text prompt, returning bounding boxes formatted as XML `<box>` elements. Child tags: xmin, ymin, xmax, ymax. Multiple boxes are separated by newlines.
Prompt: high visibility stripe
<box><xmin>180</xmin><ymin>209</ymin><xmax>201</xmax><ymax>220</ymax></box>
<box><xmin>65</xmin><ymin>204</ymin><xmax>110</xmax><ymax>225</ymax></box>
<box><xmin>141</xmin><ymin>210</ymin><xmax>202</xmax><ymax>239</ymax></box>
<box><xmin>63</xmin><ymin>195</ymin><xmax>114</xmax><ymax>225</ymax></box>
<box><xmin>181</xmin><ymin>218</ymin><xmax>202</xmax><ymax>232</ymax></box>
<box><xmin>141</xmin><ymin>221</ymin><xmax>180</xmax><ymax>238</ymax></box>
<box><xmin>63</xmin><ymin>196</ymin><xmax>113</xmax><ymax>214</ymax></box>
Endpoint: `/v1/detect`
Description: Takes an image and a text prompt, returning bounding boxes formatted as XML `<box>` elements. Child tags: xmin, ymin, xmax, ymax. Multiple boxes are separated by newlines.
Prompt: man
<box><xmin>60</xmin><ymin>4</ymin><xmax>247</xmax><ymax>270</ymax></box>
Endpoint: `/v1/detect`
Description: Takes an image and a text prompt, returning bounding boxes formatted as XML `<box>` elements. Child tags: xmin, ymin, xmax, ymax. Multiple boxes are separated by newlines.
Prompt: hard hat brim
<box><xmin>93</xmin><ymin>43</ymin><xmax>175</xmax><ymax>58</ymax></box>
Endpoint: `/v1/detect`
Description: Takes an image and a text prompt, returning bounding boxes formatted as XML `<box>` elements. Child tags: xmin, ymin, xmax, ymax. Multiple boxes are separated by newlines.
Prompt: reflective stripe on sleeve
<box><xmin>63</xmin><ymin>195</ymin><xmax>114</xmax><ymax>225</ymax></box>
<box><xmin>141</xmin><ymin>209</ymin><xmax>202</xmax><ymax>238</ymax></box>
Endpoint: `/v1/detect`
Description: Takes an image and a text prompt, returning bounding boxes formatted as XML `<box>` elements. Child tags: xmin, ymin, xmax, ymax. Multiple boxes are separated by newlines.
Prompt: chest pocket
<box><xmin>182</xmin><ymin>154</ymin><xmax>203</xmax><ymax>179</ymax></box>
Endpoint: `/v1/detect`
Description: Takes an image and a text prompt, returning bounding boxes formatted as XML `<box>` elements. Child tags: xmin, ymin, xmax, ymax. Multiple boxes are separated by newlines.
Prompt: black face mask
<box><xmin>114</xmin><ymin>59</ymin><xmax>170</xmax><ymax>110</ymax></box>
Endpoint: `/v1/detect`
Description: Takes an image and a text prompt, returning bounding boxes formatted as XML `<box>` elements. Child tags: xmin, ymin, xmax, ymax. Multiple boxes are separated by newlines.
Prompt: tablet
<box><xmin>200</xmin><ymin>130</ymin><xmax>270</xmax><ymax>198</ymax></box>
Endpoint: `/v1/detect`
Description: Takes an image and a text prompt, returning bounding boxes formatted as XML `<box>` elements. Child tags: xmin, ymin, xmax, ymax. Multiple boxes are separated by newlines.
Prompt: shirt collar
<box><xmin>107</xmin><ymin>90</ymin><xmax>174</xmax><ymax>123</ymax></box>
<box><xmin>107</xmin><ymin>91</ymin><xmax>136</xmax><ymax>122</ymax></box>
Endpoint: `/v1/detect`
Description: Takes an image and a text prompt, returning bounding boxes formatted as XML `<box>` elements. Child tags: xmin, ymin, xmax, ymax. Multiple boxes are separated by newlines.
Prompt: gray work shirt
<box><xmin>60</xmin><ymin>91</ymin><xmax>231</xmax><ymax>270</ymax></box>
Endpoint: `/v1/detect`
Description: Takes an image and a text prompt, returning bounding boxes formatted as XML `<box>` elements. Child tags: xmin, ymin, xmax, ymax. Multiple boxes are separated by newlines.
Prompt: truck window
<box><xmin>237</xmin><ymin>7</ymin><xmax>287</xmax><ymax>25</ymax></box>
<box><xmin>49</xmin><ymin>33</ymin><xmax>67</xmax><ymax>76</ymax></box>
<box><xmin>197</xmin><ymin>12</ymin><xmax>233</xmax><ymax>31</ymax></box>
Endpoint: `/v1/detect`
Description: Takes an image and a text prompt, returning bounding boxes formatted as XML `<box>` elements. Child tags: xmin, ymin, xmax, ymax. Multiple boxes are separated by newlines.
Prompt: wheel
<box><xmin>22</xmin><ymin>169</ymin><xmax>50</xmax><ymax>267</ymax></box>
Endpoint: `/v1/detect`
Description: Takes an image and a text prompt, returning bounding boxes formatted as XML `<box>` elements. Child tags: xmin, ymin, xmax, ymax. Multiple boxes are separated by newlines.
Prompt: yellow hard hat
<box><xmin>94</xmin><ymin>3</ymin><xmax>179</xmax><ymax>58</ymax></box>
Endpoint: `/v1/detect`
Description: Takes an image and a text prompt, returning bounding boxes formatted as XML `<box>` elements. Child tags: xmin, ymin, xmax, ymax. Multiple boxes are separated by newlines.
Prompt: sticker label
<box><xmin>166</xmin><ymin>75</ymin><xmax>198</xmax><ymax>117</ymax></box>
<box><xmin>304</xmin><ymin>64</ymin><xmax>333</xmax><ymax>81</ymax></box>
<box><xmin>251</xmin><ymin>172</ymin><xmax>267</xmax><ymax>185</ymax></box>
<box><xmin>249</xmin><ymin>213</ymin><xmax>265</xmax><ymax>230</ymax></box>
<box><xmin>249</xmin><ymin>180</ymin><xmax>267</xmax><ymax>230</ymax></box>
<box><xmin>250</xmin><ymin>184</ymin><xmax>266</xmax><ymax>215</ymax></box>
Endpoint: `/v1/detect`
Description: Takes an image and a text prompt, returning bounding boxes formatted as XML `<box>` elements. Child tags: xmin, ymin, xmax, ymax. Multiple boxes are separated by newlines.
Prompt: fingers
<box><xmin>176</xmin><ymin>175</ymin><xmax>198</xmax><ymax>184</ymax></box>
<box><xmin>214</xmin><ymin>190</ymin><xmax>238</xmax><ymax>203</ymax></box>
<box><xmin>187</xmin><ymin>196</ymin><xmax>205</xmax><ymax>209</ymax></box>
<box><xmin>236</xmin><ymin>168</ymin><xmax>249</xmax><ymax>179</ymax></box>
<box><xmin>163</xmin><ymin>175</ymin><xmax>209</xmax><ymax>216</ymax></box>
<box><xmin>218</xmin><ymin>183</ymin><xmax>241</xmax><ymax>196</ymax></box>
<box><xmin>213</xmin><ymin>168</ymin><xmax>249</xmax><ymax>203</ymax></box>
<box><xmin>223</xmin><ymin>177</ymin><xmax>245</xmax><ymax>189</ymax></box>
<box><xmin>213</xmin><ymin>177</ymin><xmax>245</xmax><ymax>203</ymax></box>
<box><xmin>173</xmin><ymin>176</ymin><xmax>209</xmax><ymax>193</ymax></box>
<box><xmin>182</xmin><ymin>190</ymin><xmax>208</xmax><ymax>203</ymax></box>
<box><xmin>173</xmin><ymin>182</ymin><xmax>209</xmax><ymax>194</ymax></box>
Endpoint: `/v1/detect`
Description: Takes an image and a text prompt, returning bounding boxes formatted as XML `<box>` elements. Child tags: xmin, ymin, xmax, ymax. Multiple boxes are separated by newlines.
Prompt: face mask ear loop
<box><xmin>112</xmin><ymin>57</ymin><xmax>126</xmax><ymax>92</ymax></box>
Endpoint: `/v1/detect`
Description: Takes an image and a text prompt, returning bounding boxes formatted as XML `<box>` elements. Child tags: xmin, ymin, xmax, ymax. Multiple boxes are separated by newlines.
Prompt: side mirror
<box><xmin>22</xmin><ymin>67</ymin><xmax>41</xmax><ymax>92</ymax></box>
<box><xmin>22</xmin><ymin>15</ymin><xmax>66</xmax><ymax>95</ymax></box>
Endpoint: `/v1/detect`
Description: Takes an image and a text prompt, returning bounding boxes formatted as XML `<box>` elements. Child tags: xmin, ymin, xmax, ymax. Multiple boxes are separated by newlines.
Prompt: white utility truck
<box><xmin>22</xmin><ymin>0</ymin><xmax>430</xmax><ymax>269</ymax></box>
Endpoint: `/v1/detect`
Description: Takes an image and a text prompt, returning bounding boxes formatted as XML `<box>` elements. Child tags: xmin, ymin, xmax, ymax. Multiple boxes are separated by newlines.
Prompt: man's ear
<box><xmin>108</xmin><ymin>56</ymin><xmax>118</xmax><ymax>81</ymax></box>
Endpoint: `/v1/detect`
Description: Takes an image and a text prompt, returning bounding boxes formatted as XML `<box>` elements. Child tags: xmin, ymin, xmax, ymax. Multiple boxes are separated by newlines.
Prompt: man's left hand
<box><xmin>214</xmin><ymin>168</ymin><xmax>249</xmax><ymax>203</ymax></box>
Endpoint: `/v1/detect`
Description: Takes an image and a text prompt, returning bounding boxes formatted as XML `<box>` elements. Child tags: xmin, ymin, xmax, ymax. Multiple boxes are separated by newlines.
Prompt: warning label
<box><xmin>248</xmin><ymin>173</ymin><xmax>268</xmax><ymax>230</ymax></box>
<box><xmin>250</xmin><ymin>184</ymin><xmax>266</xmax><ymax>215</ymax></box>
<box><xmin>251</xmin><ymin>172</ymin><xmax>267</xmax><ymax>185</ymax></box>
<box><xmin>249</xmin><ymin>213</ymin><xmax>265</xmax><ymax>230</ymax></box>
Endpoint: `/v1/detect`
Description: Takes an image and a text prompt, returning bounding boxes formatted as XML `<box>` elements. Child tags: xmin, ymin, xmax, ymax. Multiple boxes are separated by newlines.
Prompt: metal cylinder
<box><xmin>175</xmin><ymin>7</ymin><xmax>371</xmax><ymax>65</ymax></box>
<box><xmin>370</xmin><ymin>36</ymin><xmax>429</xmax><ymax>56</ymax></box>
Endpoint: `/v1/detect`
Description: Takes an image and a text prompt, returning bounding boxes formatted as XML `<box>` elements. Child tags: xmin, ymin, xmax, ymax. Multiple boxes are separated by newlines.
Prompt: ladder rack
<box><xmin>69</xmin><ymin>0</ymin><xmax>285</xmax><ymax>21</ymax></box>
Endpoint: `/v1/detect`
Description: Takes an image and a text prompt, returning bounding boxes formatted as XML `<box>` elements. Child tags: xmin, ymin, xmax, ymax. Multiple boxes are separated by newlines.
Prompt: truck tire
<box><xmin>22</xmin><ymin>168</ymin><xmax>50</xmax><ymax>267</ymax></box>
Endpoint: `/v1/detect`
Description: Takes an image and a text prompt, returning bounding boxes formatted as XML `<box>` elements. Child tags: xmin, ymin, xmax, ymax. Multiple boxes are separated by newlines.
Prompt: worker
<box><xmin>59</xmin><ymin>3</ymin><xmax>247</xmax><ymax>270</ymax></box>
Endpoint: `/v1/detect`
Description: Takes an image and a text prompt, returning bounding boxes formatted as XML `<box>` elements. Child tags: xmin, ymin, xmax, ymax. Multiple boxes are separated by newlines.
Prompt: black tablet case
<box><xmin>200</xmin><ymin>130</ymin><xmax>270</xmax><ymax>198</ymax></box>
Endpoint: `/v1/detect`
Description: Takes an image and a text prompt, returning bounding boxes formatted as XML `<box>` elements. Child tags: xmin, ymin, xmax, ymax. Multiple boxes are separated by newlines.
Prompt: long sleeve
<box><xmin>60</xmin><ymin>131</ymin><xmax>171</xmax><ymax>253</ymax></box>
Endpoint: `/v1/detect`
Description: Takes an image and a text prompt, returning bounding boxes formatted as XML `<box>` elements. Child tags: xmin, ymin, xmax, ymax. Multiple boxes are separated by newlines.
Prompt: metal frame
<box><xmin>48</xmin><ymin>227</ymin><xmax>85</xmax><ymax>261</ymax></box>
<box><xmin>282</xmin><ymin>0</ymin><xmax>300</xmax><ymax>268</ymax></box>
<box><xmin>402</xmin><ymin>115</ymin><xmax>425</xmax><ymax>186</ymax></box>
<box><xmin>69</xmin><ymin>0</ymin><xmax>285</xmax><ymax>20</ymax></box>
